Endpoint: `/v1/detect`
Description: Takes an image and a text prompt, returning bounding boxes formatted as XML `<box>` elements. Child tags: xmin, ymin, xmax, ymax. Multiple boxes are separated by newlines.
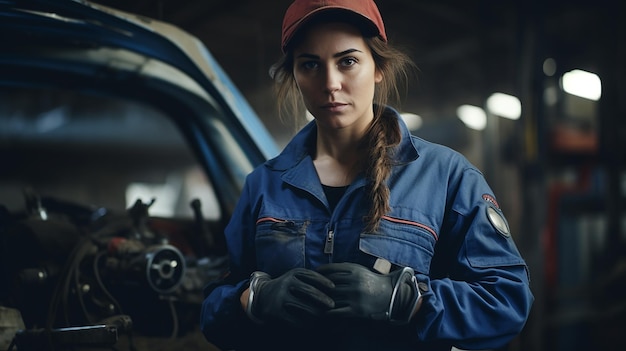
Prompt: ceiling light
<box><xmin>486</xmin><ymin>92</ymin><xmax>521</xmax><ymax>120</ymax></box>
<box><xmin>456</xmin><ymin>105</ymin><xmax>486</xmax><ymax>131</ymax></box>
<box><xmin>400</xmin><ymin>112</ymin><xmax>423</xmax><ymax>130</ymax></box>
<box><xmin>561</xmin><ymin>69</ymin><xmax>602</xmax><ymax>101</ymax></box>
<box><xmin>543</xmin><ymin>58</ymin><xmax>557</xmax><ymax>76</ymax></box>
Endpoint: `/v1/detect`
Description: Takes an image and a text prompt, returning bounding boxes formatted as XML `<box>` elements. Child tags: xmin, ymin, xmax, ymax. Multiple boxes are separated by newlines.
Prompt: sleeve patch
<box><xmin>482</xmin><ymin>194</ymin><xmax>500</xmax><ymax>209</ymax></box>
<box><xmin>487</xmin><ymin>206</ymin><xmax>510</xmax><ymax>237</ymax></box>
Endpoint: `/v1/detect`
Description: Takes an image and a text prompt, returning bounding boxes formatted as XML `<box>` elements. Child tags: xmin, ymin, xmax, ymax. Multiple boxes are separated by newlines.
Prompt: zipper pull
<box><xmin>324</xmin><ymin>230</ymin><xmax>334</xmax><ymax>254</ymax></box>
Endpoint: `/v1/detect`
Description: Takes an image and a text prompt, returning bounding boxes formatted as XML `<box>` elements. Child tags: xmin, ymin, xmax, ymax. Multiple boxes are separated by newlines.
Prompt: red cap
<box><xmin>281</xmin><ymin>0</ymin><xmax>387</xmax><ymax>52</ymax></box>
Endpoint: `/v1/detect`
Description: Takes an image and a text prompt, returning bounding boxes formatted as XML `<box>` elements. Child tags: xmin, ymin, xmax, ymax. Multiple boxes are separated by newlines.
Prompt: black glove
<box><xmin>246</xmin><ymin>268</ymin><xmax>335</xmax><ymax>325</ymax></box>
<box><xmin>317</xmin><ymin>262</ymin><xmax>421</xmax><ymax>324</ymax></box>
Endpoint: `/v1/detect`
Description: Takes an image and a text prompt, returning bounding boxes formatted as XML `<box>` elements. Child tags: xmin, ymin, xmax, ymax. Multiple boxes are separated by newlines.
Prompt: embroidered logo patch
<box><xmin>482</xmin><ymin>194</ymin><xmax>500</xmax><ymax>210</ymax></box>
<box><xmin>487</xmin><ymin>206</ymin><xmax>510</xmax><ymax>237</ymax></box>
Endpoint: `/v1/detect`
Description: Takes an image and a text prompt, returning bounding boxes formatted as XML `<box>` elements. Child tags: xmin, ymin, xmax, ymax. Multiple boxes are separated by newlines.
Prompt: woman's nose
<box><xmin>323</xmin><ymin>67</ymin><xmax>342</xmax><ymax>94</ymax></box>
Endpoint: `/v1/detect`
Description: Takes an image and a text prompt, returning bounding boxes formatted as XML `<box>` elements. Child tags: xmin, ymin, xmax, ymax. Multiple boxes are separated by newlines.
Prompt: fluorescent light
<box><xmin>561</xmin><ymin>69</ymin><xmax>602</xmax><ymax>101</ymax></box>
<box><xmin>400</xmin><ymin>112</ymin><xmax>423</xmax><ymax>130</ymax></box>
<box><xmin>543</xmin><ymin>58</ymin><xmax>557</xmax><ymax>76</ymax></box>
<box><xmin>486</xmin><ymin>92</ymin><xmax>521</xmax><ymax>120</ymax></box>
<box><xmin>456</xmin><ymin>104</ymin><xmax>486</xmax><ymax>131</ymax></box>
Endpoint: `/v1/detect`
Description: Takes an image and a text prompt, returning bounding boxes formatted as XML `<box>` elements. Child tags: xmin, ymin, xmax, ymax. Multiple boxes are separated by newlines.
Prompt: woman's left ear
<box><xmin>375</xmin><ymin>69</ymin><xmax>383</xmax><ymax>83</ymax></box>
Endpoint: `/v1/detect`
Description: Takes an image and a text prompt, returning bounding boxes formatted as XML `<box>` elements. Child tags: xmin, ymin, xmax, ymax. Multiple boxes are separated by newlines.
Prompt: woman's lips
<box><xmin>321</xmin><ymin>102</ymin><xmax>348</xmax><ymax>112</ymax></box>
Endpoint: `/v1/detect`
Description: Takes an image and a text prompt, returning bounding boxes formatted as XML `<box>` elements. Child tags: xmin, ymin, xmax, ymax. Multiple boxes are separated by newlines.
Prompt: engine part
<box><xmin>107</xmin><ymin>242</ymin><xmax>186</xmax><ymax>295</ymax></box>
<box><xmin>143</xmin><ymin>245</ymin><xmax>186</xmax><ymax>294</ymax></box>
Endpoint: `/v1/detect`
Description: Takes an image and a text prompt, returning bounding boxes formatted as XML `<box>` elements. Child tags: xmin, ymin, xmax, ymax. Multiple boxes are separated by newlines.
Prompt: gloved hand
<box><xmin>247</xmin><ymin>268</ymin><xmax>335</xmax><ymax>326</ymax></box>
<box><xmin>317</xmin><ymin>262</ymin><xmax>421</xmax><ymax>324</ymax></box>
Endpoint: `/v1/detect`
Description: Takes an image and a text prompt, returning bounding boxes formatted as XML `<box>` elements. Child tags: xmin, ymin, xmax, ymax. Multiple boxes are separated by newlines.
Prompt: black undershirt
<box><xmin>322</xmin><ymin>184</ymin><xmax>349</xmax><ymax>212</ymax></box>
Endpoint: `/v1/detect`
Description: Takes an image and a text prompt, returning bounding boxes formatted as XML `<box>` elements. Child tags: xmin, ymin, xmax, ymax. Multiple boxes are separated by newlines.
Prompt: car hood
<box><xmin>0</xmin><ymin>0</ymin><xmax>279</xmax><ymax>159</ymax></box>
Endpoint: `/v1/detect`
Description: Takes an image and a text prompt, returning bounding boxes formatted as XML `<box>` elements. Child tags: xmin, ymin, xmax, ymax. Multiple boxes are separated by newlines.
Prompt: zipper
<box><xmin>324</xmin><ymin>229</ymin><xmax>334</xmax><ymax>254</ymax></box>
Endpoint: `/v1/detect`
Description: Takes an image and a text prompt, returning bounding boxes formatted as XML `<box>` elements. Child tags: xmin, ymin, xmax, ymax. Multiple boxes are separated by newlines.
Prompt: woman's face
<box><xmin>292</xmin><ymin>22</ymin><xmax>382</xmax><ymax>132</ymax></box>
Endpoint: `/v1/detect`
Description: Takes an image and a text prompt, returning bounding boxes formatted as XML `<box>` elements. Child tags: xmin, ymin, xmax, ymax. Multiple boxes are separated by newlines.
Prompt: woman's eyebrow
<box><xmin>295</xmin><ymin>48</ymin><xmax>363</xmax><ymax>60</ymax></box>
<box><xmin>296</xmin><ymin>53</ymin><xmax>319</xmax><ymax>59</ymax></box>
<box><xmin>334</xmin><ymin>48</ymin><xmax>362</xmax><ymax>57</ymax></box>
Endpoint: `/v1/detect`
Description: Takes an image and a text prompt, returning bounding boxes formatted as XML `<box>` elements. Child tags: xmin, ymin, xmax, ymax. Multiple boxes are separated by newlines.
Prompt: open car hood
<box><xmin>0</xmin><ymin>0</ymin><xmax>278</xmax><ymax>159</ymax></box>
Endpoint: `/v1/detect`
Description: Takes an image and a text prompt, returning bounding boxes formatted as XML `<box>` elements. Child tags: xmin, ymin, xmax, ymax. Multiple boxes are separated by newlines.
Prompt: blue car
<box><xmin>0</xmin><ymin>0</ymin><xmax>278</xmax><ymax>350</ymax></box>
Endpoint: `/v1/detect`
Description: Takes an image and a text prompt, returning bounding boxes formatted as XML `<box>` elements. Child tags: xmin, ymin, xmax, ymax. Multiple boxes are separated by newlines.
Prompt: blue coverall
<box><xmin>201</xmin><ymin>107</ymin><xmax>534</xmax><ymax>351</ymax></box>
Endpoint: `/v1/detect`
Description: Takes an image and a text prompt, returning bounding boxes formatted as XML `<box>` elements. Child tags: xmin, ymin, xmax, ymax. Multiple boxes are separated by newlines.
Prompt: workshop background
<box><xmin>5</xmin><ymin>0</ymin><xmax>626</xmax><ymax>350</ymax></box>
<box><xmin>92</xmin><ymin>0</ymin><xmax>626</xmax><ymax>350</ymax></box>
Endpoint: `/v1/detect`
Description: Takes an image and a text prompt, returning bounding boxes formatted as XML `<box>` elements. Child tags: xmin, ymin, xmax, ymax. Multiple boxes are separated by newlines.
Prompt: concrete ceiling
<box><xmin>91</xmin><ymin>0</ymin><xmax>622</xmax><ymax>148</ymax></box>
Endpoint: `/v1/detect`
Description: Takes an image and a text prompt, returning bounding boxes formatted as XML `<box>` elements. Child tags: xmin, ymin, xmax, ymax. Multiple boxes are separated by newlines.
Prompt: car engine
<box><xmin>0</xmin><ymin>190</ymin><xmax>228</xmax><ymax>350</ymax></box>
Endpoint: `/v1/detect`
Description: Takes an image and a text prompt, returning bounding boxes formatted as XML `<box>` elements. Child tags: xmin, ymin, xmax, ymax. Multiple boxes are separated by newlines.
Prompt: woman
<box><xmin>201</xmin><ymin>1</ymin><xmax>533</xmax><ymax>350</ymax></box>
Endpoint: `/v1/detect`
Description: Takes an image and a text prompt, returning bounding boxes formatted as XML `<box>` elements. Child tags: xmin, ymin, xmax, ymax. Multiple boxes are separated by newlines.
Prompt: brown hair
<box><xmin>270</xmin><ymin>36</ymin><xmax>416</xmax><ymax>232</ymax></box>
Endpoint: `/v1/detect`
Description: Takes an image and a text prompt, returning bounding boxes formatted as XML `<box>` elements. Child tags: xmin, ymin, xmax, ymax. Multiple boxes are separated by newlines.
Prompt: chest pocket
<box><xmin>255</xmin><ymin>217</ymin><xmax>308</xmax><ymax>277</ymax></box>
<box><xmin>359</xmin><ymin>216</ymin><xmax>437</xmax><ymax>274</ymax></box>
